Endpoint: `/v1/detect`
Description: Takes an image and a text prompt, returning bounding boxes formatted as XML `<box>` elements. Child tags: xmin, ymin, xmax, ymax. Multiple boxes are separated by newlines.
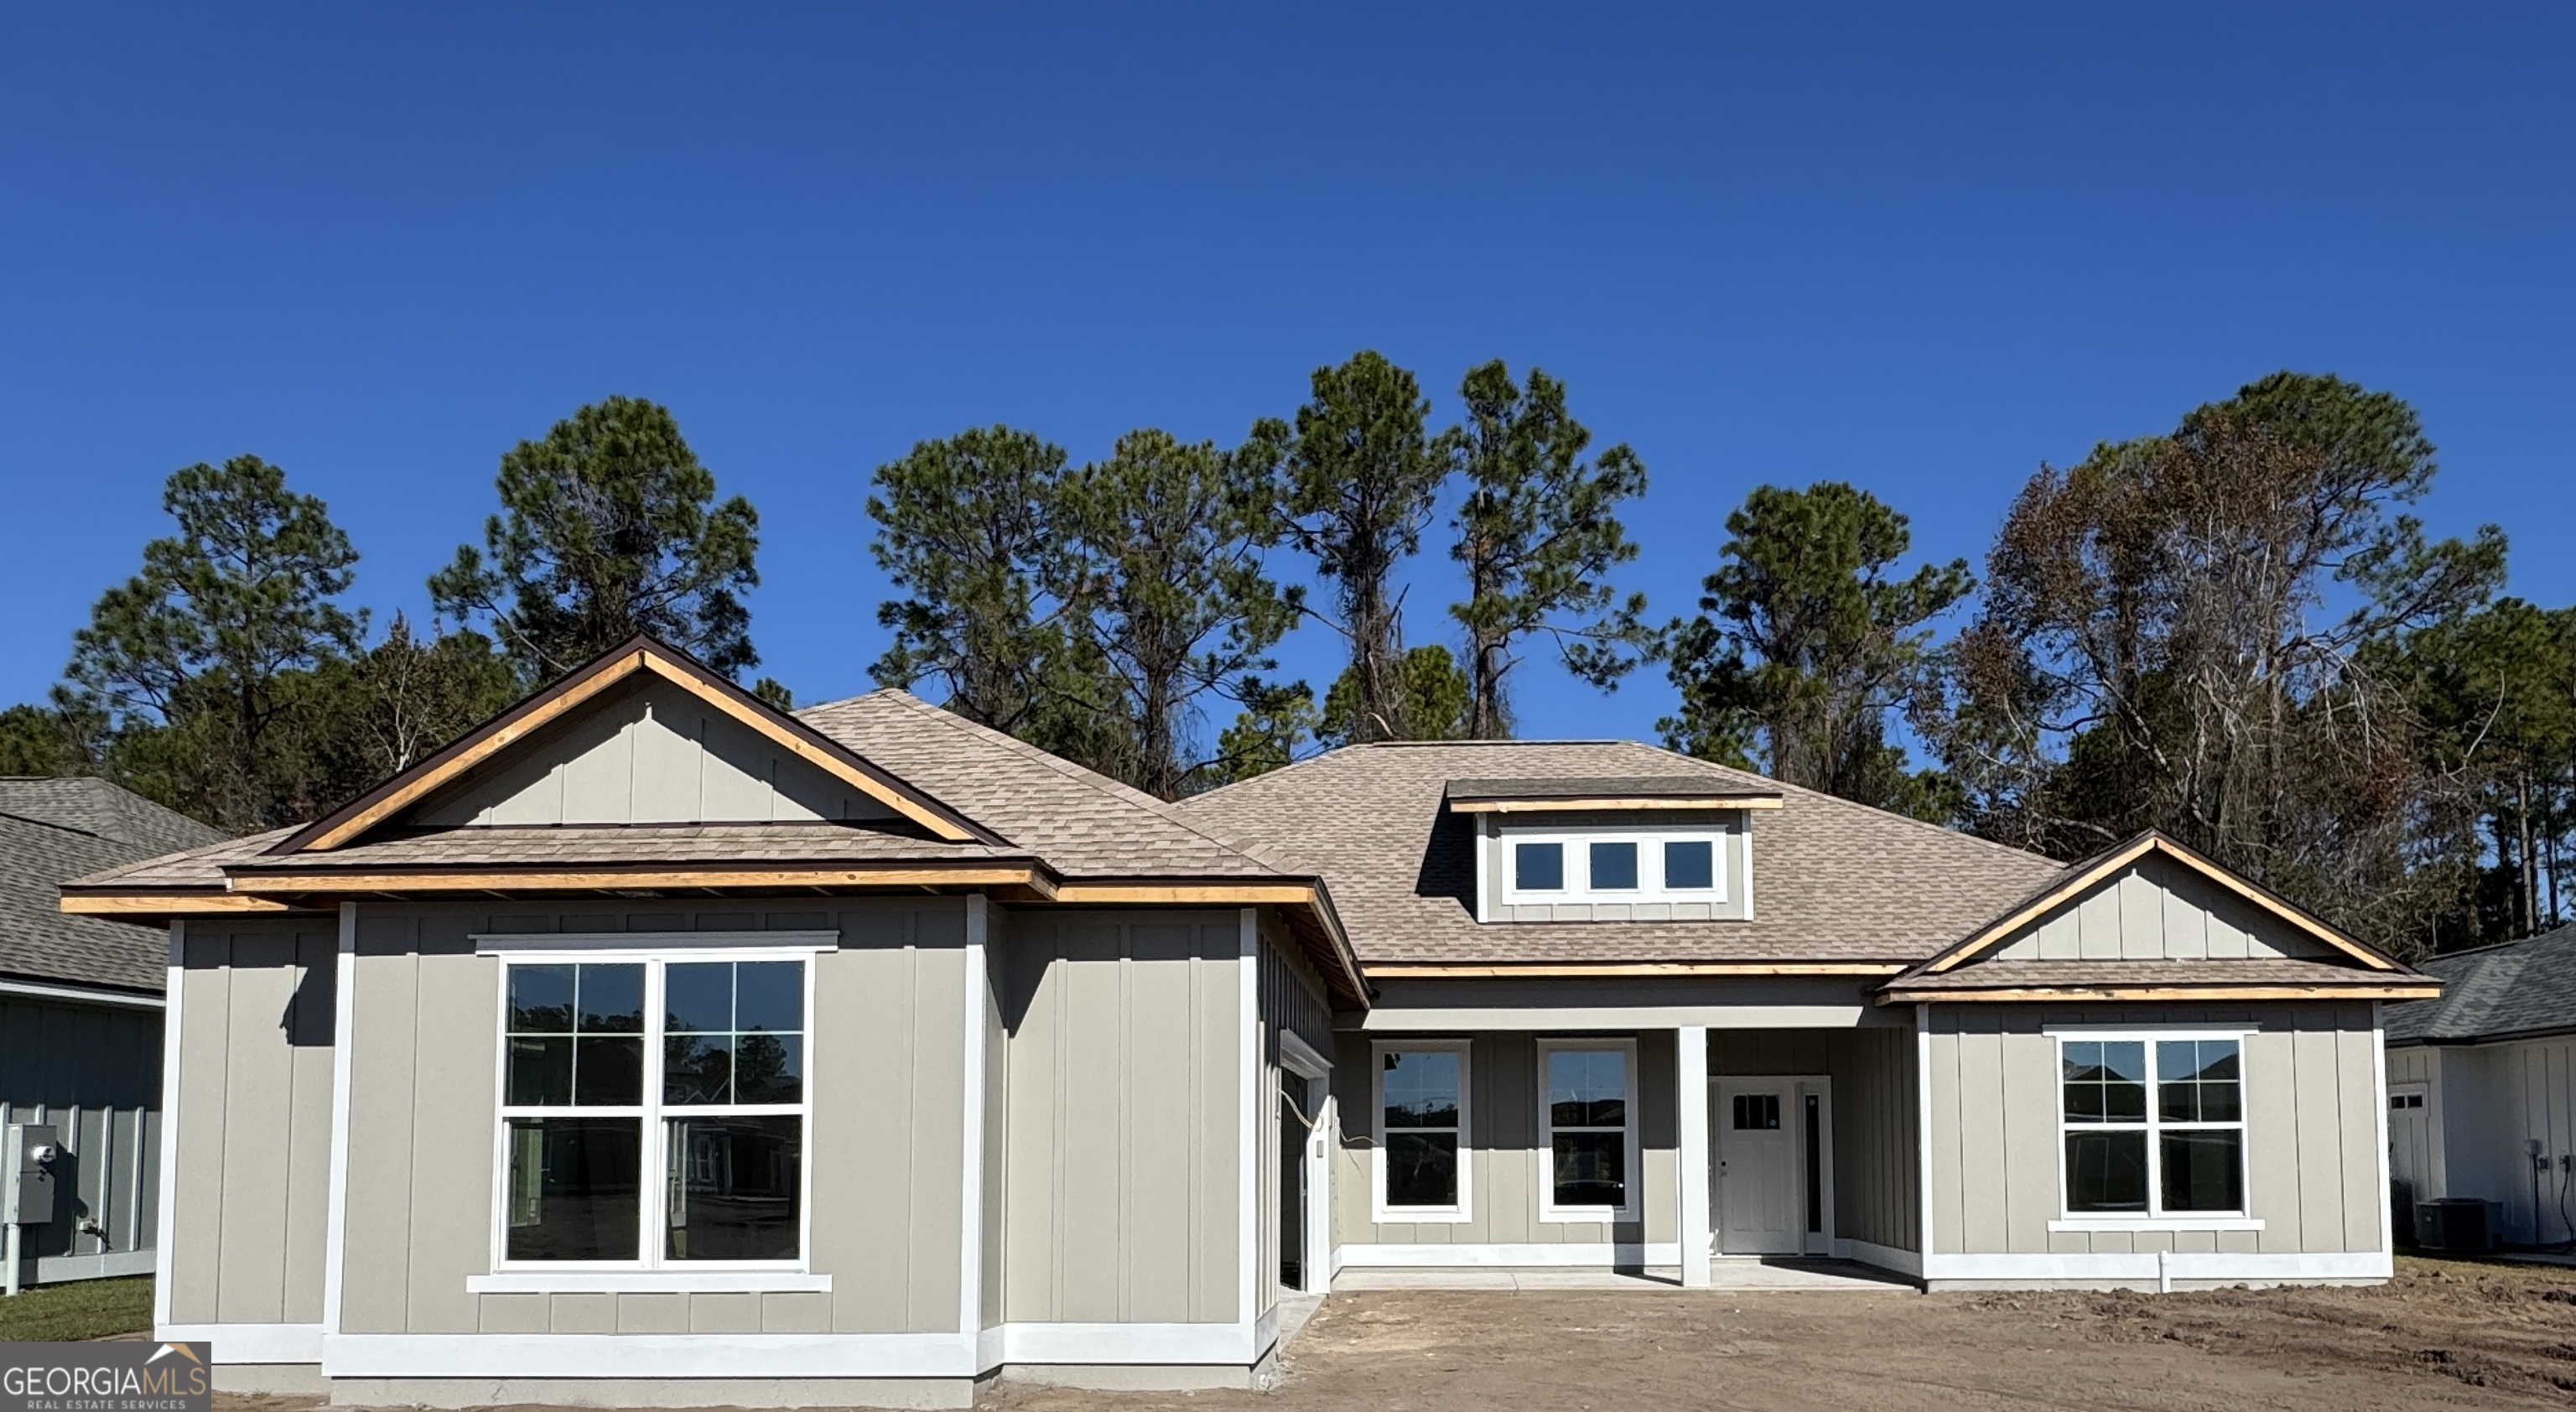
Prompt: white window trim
<box><xmin>1500</xmin><ymin>824</ymin><xmax>1729</xmax><ymax>906</ymax></box>
<box><xmin>487</xmin><ymin>946</ymin><xmax>818</xmax><ymax>1278</ymax></box>
<box><xmin>1536</xmin><ymin>1037</ymin><xmax>1641</xmax><ymax>1223</ymax></box>
<box><xmin>2052</xmin><ymin>1030</ymin><xmax>2257</xmax><ymax>1227</ymax></box>
<box><xmin>1371</xmin><ymin>1038</ymin><xmax>1472</xmax><ymax>1224</ymax></box>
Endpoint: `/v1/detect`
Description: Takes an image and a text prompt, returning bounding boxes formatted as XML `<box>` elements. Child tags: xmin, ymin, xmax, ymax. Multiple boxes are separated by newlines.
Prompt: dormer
<box><xmin>1447</xmin><ymin>776</ymin><xmax>1782</xmax><ymax>924</ymax></box>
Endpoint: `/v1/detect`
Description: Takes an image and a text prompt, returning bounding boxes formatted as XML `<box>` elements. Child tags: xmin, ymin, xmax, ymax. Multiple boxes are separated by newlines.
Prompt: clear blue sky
<box><xmin>4</xmin><ymin>6</ymin><xmax>2568</xmax><ymax>747</ymax></box>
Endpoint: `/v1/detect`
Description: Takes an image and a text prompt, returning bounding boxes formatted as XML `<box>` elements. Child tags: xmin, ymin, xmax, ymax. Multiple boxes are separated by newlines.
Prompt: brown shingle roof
<box><xmin>1879</xmin><ymin>957</ymin><xmax>2435</xmax><ymax>1000</ymax></box>
<box><xmin>224</xmin><ymin>822</ymin><xmax>1029</xmax><ymax>874</ymax></box>
<box><xmin>796</xmin><ymin>690</ymin><xmax>1291</xmax><ymax>881</ymax></box>
<box><xmin>1176</xmin><ymin>740</ymin><xmax>2065</xmax><ymax>966</ymax></box>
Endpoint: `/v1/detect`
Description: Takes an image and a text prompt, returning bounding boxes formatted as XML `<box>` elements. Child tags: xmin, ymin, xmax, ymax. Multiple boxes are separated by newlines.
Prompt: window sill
<box><xmin>2046</xmin><ymin>1217</ymin><xmax>2263</xmax><ymax>1233</ymax></box>
<box><xmin>1539</xmin><ymin>1210</ymin><xmax>1640</xmax><ymax>1226</ymax></box>
<box><xmin>1373</xmin><ymin>1208</ymin><xmax>1474</xmax><ymax>1225</ymax></box>
<box><xmin>467</xmin><ymin>1271</ymin><xmax>833</xmax><ymax>1295</ymax></box>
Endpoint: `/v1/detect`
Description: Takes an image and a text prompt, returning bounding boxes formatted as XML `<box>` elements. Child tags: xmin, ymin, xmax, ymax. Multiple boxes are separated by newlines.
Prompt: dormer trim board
<box><xmin>1448</xmin><ymin>796</ymin><xmax>1784</xmax><ymax>814</ymax></box>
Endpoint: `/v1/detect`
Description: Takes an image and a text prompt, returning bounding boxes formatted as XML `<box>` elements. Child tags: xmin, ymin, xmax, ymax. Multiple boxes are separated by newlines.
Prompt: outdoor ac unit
<box><xmin>2415</xmin><ymin>1197</ymin><xmax>2502</xmax><ymax>1252</ymax></box>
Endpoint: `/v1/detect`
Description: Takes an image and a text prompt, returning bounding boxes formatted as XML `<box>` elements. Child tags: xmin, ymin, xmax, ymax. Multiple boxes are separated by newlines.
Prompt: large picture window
<box><xmin>1374</xmin><ymin>1041</ymin><xmax>1471</xmax><ymax>1221</ymax></box>
<box><xmin>2059</xmin><ymin>1036</ymin><xmax>2245</xmax><ymax>1219</ymax></box>
<box><xmin>1538</xmin><ymin>1040</ymin><xmax>1638</xmax><ymax>1220</ymax></box>
<box><xmin>497</xmin><ymin>952</ymin><xmax>812</xmax><ymax>1269</ymax></box>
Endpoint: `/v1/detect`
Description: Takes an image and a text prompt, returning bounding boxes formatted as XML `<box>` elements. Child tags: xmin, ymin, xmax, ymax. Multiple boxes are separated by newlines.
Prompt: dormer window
<box><xmin>1503</xmin><ymin>827</ymin><xmax>1728</xmax><ymax>905</ymax></box>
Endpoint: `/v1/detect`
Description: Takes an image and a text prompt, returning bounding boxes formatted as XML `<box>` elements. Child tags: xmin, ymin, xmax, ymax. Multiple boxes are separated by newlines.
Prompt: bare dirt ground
<box><xmin>990</xmin><ymin>1257</ymin><xmax>2576</xmax><ymax>1412</ymax></box>
<box><xmin>213</xmin><ymin>1256</ymin><xmax>2576</xmax><ymax>1412</ymax></box>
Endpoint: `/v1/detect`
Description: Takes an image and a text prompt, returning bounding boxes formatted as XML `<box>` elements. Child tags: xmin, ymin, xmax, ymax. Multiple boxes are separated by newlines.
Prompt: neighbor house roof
<box><xmin>2386</xmin><ymin>925</ymin><xmax>2576</xmax><ymax>1046</ymax></box>
<box><xmin>1</xmin><ymin>777</ymin><xmax>224</xmax><ymax>994</ymax></box>
<box><xmin>1174</xmin><ymin>739</ymin><xmax>2067</xmax><ymax>968</ymax></box>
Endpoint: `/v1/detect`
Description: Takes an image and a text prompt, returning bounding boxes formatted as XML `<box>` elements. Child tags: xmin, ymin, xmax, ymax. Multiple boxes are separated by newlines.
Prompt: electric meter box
<box><xmin>3</xmin><ymin>1123</ymin><xmax>60</xmax><ymax>1226</ymax></box>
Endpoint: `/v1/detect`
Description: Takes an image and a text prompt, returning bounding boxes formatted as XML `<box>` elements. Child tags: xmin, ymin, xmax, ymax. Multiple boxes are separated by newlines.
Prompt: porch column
<box><xmin>1678</xmin><ymin>1025</ymin><xmax>1711</xmax><ymax>1286</ymax></box>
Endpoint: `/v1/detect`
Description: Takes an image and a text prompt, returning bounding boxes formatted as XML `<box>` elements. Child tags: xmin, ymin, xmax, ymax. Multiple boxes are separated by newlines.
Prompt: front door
<box><xmin>1715</xmin><ymin>1080</ymin><xmax>1800</xmax><ymax>1255</ymax></box>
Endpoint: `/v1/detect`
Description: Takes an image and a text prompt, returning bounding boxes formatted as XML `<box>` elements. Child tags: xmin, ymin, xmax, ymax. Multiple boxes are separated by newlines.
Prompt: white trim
<box><xmin>1676</xmin><ymin>1025</ymin><xmax>1711</xmax><ymax>1286</ymax></box>
<box><xmin>465</xmin><ymin>1271</ymin><xmax>833</xmax><ymax>1294</ymax></box>
<box><xmin>1236</xmin><ymin>909</ymin><xmax>1259</xmax><ymax>1326</ymax></box>
<box><xmin>1303</xmin><ymin>1090</ymin><xmax>1334</xmax><ymax>1296</ymax></box>
<box><xmin>2054</xmin><ymin>1031</ymin><xmax>2250</xmax><ymax>1222</ymax></box>
<box><xmin>1336</xmin><ymin>1242</ymin><xmax>1682</xmax><ymax>1268</ymax></box>
<box><xmin>998</xmin><ymin>1318</ymin><xmax>1266</xmax><ymax>1368</ymax></box>
<box><xmin>150</xmin><ymin>921</ymin><xmax>184</xmax><ymax>1335</ymax></box>
<box><xmin>320</xmin><ymin>902</ymin><xmax>357</xmax><ymax>1335</ymax></box>
<box><xmin>1370</xmin><ymin>1037</ymin><xmax>1473</xmax><ymax>1223</ymax></box>
<box><xmin>2371</xmin><ymin>1003</ymin><xmax>2393</xmax><ymax>1257</ymax></box>
<box><xmin>1535</xmin><ymin>1036</ymin><xmax>1641</xmax><ymax>1223</ymax></box>
<box><xmin>326</xmin><ymin>1332</ymin><xmax>974</xmax><ymax>1379</ymax></box>
<box><xmin>487</xmin><ymin>948</ymin><xmax>818</xmax><ymax>1274</ymax></box>
<box><xmin>1843</xmin><ymin>1238</ymin><xmax>1922</xmax><ymax>1278</ymax></box>
<box><xmin>1472</xmin><ymin>812</ymin><xmax>1491</xmax><ymax>924</ymax></box>
<box><xmin>1920</xmin><ymin>1250</ymin><xmax>2392</xmax><ymax>1284</ymax></box>
<box><xmin>960</xmin><ymin>895</ymin><xmax>988</xmax><ymax>1340</ymax></box>
<box><xmin>33</xmin><ymin>1247</ymin><xmax>156</xmax><ymax>1282</ymax></box>
<box><xmin>160</xmin><ymin>1322</ymin><xmax>325</xmax><ymax>1364</ymax></box>
<box><xmin>0</xmin><ymin>977</ymin><xmax>162</xmax><ymax>1010</ymax></box>
<box><xmin>2047</xmin><ymin>1217</ymin><xmax>2263</xmax><ymax>1233</ymax></box>
<box><xmin>1914</xmin><ymin>1004</ymin><xmax>1936</xmax><ymax>1259</ymax></box>
<box><xmin>471</xmin><ymin>930</ymin><xmax>839</xmax><ymax>954</ymax></box>
<box><xmin>1280</xmin><ymin>1029</ymin><xmax>1332</xmax><ymax>1082</ymax></box>
<box><xmin>1498</xmin><ymin>823</ymin><xmax>1729</xmax><ymax>907</ymax></box>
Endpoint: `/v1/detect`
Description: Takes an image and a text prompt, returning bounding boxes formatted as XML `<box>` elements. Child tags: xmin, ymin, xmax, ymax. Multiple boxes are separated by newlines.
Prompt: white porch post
<box><xmin>1677</xmin><ymin>1025</ymin><xmax>1711</xmax><ymax>1287</ymax></box>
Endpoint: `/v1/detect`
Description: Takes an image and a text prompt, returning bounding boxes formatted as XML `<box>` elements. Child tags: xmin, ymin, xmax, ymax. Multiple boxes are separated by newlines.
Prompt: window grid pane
<box><xmin>1383</xmin><ymin>1050</ymin><xmax>1463</xmax><ymax>1209</ymax></box>
<box><xmin>1545</xmin><ymin>1049</ymin><xmax>1629</xmax><ymax>1209</ymax></box>
<box><xmin>2062</xmin><ymin>1036</ymin><xmax>2246</xmax><ymax>1219</ymax></box>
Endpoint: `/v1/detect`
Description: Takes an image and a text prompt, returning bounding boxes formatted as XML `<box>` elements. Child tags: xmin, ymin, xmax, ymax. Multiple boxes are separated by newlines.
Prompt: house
<box><xmin>2385</xmin><ymin>924</ymin><xmax>2576</xmax><ymax>1247</ymax></box>
<box><xmin>3</xmin><ymin>776</ymin><xmax>222</xmax><ymax>1286</ymax></box>
<box><xmin>60</xmin><ymin>636</ymin><xmax>2438</xmax><ymax>1407</ymax></box>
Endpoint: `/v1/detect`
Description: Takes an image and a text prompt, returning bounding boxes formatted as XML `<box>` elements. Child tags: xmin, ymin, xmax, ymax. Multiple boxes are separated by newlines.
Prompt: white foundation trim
<box><xmin>150</xmin><ymin>921</ymin><xmax>185</xmax><ymax>1335</ymax></box>
<box><xmin>464</xmin><ymin>1271</ymin><xmax>833</xmax><ymax>1295</ymax></box>
<box><xmin>321</xmin><ymin>902</ymin><xmax>357</xmax><ymax>1335</ymax></box>
<box><xmin>999</xmin><ymin>1318</ymin><xmax>1269</xmax><ymax>1368</ymax></box>
<box><xmin>1843</xmin><ymin>1238</ymin><xmax>1922</xmax><ymax>1277</ymax></box>
<box><xmin>470</xmin><ymin>930</ymin><xmax>839</xmax><ymax>953</ymax></box>
<box><xmin>33</xmin><ymin>1248</ymin><xmax>156</xmax><ymax>1282</ymax></box>
<box><xmin>1921</xmin><ymin>1250</ymin><xmax>2392</xmax><ymax>1283</ymax></box>
<box><xmin>1676</xmin><ymin>1025</ymin><xmax>1711</xmax><ymax>1287</ymax></box>
<box><xmin>0</xmin><ymin>977</ymin><xmax>162</xmax><ymax>1009</ymax></box>
<box><xmin>322</xmin><ymin>1322</ymin><xmax>1275</xmax><ymax>1379</ymax></box>
<box><xmin>162</xmin><ymin>1322</ymin><xmax>325</xmax><ymax>1364</ymax></box>
<box><xmin>1238</xmin><ymin>909</ymin><xmax>1259</xmax><ymax>1326</ymax></box>
<box><xmin>1336</xmin><ymin>1242</ymin><xmax>1682</xmax><ymax>1268</ymax></box>
<box><xmin>961</xmin><ymin>895</ymin><xmax>989</xmax><ymax>1340</ymax></box>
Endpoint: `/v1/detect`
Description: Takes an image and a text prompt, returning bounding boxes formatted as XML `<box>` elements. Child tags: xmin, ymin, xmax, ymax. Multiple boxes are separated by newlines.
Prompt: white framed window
<box><xmin>1537</xmin><ymin>1037</ymin><xmax>1639</xmax><ymax>1222</ymax></box>
<box><xmin>491</xmin><ymin>947</ymin><xmax>816</xmax><ymax>1271</ymax></box>
<box><xmin>1372</xmin><ymin>1039</ymin><xmax>1472</xmax><ymax>1223</ymax></box>
<box><xmin>1504</xmin><ymin>827</ymin><xmax>1726</xmax><ymax>906</ymax></box>
<box><xmin>2053</xmin><ymin>1030</ymin><xmax>2251</xmax><ymax>1227</ymax></box>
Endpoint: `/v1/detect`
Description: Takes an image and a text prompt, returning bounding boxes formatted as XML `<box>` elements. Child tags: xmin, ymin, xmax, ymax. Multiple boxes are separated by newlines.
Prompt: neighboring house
<box><xmin>2385</xmin><ymin>924</ymin><xmax>2576</xmax><ymax>1246</ymax></box>
<box><xmin>3</xmin><ymin>776</ymin><xmax>223</xmax><ymax>1286</ymax></box>
<box><xmin>61</xmin><ymin>636</ymin><xmax>2438</xmax><ymax>1407</ymax></box>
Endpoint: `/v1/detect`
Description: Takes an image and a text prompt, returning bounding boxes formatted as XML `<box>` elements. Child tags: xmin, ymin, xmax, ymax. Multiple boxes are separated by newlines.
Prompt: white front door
<box><xmin>1715</xmin><ymin>1080</ymin><xmax>1800</xmax><ymax>1255</ymax></box>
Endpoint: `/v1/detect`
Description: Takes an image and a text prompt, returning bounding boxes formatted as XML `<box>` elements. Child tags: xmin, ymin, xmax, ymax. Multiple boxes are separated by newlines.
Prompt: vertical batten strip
<box><xmin>960</xmin><ymin>895</ymin><xmax>988</xmax><ymax>1348</ymax></box>
<box><xmin>320</xmin><ymin>902</ymin><xmax>358</xmax><ymax>1334</ymax></box>
<box><xmin>1238</xmin><ymin>908</ymin><xmax>1259</xmax><ymax>1333</ymax></box>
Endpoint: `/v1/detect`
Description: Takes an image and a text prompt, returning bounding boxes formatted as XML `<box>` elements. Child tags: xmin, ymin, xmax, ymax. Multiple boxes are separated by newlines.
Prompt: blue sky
<box><xmin>3</xmin><ymin>6</ymin><xmax>2568</xmax><ymax>749</ymax></box>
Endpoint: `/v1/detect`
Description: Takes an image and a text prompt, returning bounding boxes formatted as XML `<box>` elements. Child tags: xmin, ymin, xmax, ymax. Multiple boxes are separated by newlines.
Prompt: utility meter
<box><xmin>3</xmin><ymin>1124</ymin><xmax>59</xmax><ymax>1226</ymax></box>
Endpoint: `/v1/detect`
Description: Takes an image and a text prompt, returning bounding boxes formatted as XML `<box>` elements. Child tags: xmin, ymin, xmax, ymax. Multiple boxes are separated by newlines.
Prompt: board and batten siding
<box><xmin>164</xmin><ymin>920</ymin><xmax>339</xmax><ymax>1327</ymax></box>
<box><xmin>1258</xmin><ymin>916</ymin><xmax>1332</xmax><ymax>1314</ymax></box>
<box><xmin>1706</xmin><ymin>1028</ymin><xmax>1917</xmax><ymax>1254</ymax></box>
<box><xmin>1</xmin><ymin>994</ymin><xmax>164</xmax><ymax>1282</ymax></box>
<box><xmin>1331</xmin><ymin>1030</ymin><xmax>1678</xmax><ymax>1251</ymax></box>
<box><xmin>2405</xmin><ymin>1036</ymin><xmax>2576</xmax><ymax>1246</ymax></box>
<box><xmin>412</xmin><ymin>676</ymin><xmax>896</xmax><ymax>827</ymax></box>
<box><xmin>993</xmin><ymin>910</ymin><xmax>1245</xmax><ymax>1327</ymax></box>
<box><xmin>1988</xmin><ymin>852</ymin><xmax>2337</xmax><ymax>963</ymax></box>
<box><xmin>1924</xmin><ymin>1004</ymin><xmax>2382</xmax><ymax>1259</ymax></box>
<box><xmin>335</xmin><ymin>900</ymin><xmax>969</xmax><ymax>1338</ymax></box>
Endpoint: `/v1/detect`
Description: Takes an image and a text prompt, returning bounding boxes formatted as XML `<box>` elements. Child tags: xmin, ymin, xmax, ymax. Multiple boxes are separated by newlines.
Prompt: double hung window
<box><xmin>1539</xmin><ymin>1041</ymin><xmax>1637</xmax><ymax>1220</ymax></box>
<box><xmin>1505</xmin><ymin>831</ymin><xmax>1724</xmax><ymax>905</ymax></box>
<box><xmin>2059</xmin><ymin>1036</ymin><xmax>2246</xmax><ymax>1218</ymax></box>
<box><xmin>498</xmin><ymin>953</ymin><xmax>812</xmax><ymax>1268</ymax></box>
<box><xmin>1375</xmin><ymin>1042</ymin><xmax>1470</xmax><ymax>1220</ymax></box>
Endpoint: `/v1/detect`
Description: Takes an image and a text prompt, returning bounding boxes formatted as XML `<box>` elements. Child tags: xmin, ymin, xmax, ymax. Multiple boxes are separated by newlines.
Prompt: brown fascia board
<box><xmin>271</xmin><ymin>636</ymin><xmax>997</xmax><ymax>855</ymax></box>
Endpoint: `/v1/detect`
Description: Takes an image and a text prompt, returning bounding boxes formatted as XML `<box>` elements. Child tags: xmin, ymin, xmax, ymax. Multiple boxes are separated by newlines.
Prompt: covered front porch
<box><xmin>1323</xmin><ymin>976</ymin><xmax>1924</xmax><ymax>1289</ymax></box>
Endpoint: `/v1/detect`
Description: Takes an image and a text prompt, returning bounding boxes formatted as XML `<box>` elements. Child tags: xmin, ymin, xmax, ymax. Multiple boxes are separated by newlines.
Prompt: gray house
<box><xmin>3</xmin><ymin>776</ymin><xmax>221</xmax><ymax>1286</ymax></box>
<box><xmin>62</xmin><ymin>637</ymin><xmax>2437</xmax><ymax>1406</ymax></box>
<box><xmin>2386</xmin><ymin>925</ymin><xmax>2576</xmax><ymax>1246</ymax></box>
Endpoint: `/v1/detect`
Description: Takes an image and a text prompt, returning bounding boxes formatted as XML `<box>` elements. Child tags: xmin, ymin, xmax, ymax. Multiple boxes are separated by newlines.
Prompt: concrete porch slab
<box><xmin>1332</xmin><ymin>1259</ymin><xmax>1914</xmax><ymax>1293</ymax></box>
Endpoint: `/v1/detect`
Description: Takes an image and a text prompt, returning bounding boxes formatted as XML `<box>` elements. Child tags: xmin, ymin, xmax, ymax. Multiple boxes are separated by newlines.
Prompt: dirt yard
<box><xmin>207</xmin><ymin>1256</ymin><xmax>2576</xmax><ymax>1412</ymax></box>
<box><xmin>990</xmin><ymin>1257</ymin><xmax>2576</xmax><ymax>1412</ymax></box>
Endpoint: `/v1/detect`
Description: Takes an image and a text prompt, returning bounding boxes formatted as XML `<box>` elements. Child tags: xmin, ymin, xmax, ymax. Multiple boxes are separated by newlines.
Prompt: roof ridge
<box><xmin>861</xmin><ymin>690</ymin><xmax>1293</xmax><ymax>873</ymax></box>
